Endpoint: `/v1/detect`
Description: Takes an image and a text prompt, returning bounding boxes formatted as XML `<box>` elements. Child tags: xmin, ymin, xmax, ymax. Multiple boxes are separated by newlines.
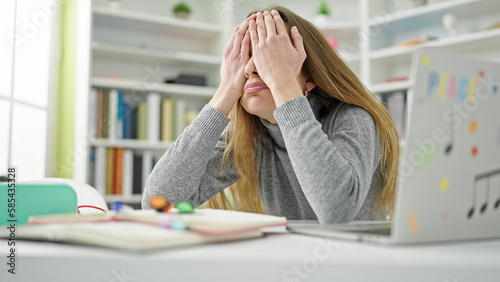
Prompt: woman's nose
<box><xmin>244</xmin><ymin>57</ymin><xmax>259</xmax><ymax>78</ymax></box>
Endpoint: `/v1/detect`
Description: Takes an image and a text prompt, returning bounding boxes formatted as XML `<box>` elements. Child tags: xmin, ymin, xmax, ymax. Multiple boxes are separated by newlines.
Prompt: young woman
<box><xmin>142</xmin><ymin>7</ymin><xmax>400</xmax><ymax>224</ymax></box>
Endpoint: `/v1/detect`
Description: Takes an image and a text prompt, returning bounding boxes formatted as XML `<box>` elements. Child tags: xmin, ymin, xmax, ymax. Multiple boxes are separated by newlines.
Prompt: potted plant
<box><xmin>108</xmin><ymin>0</ymin><xmax>120</xmax><ymax>10</ymax></box>
<box><xmin>314</xmin><ymin>1</ymin><xmax>330</xmax><ymax>25</ymax></box>
<box><xmin>173</xmin><ymin>2</ymin><xmax>192</xmax><ymax>19</ymax></box>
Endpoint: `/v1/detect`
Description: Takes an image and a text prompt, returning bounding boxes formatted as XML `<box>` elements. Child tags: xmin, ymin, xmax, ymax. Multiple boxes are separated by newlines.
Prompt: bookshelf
<box><xmin>73</xmin><ymin>0</ymin><xmax>229</xmax><ymax>204</ymax></box>
<box><xmin>73</xmin><ymin>0</ymin><xmax>500</xmax><ymax>204</ymax></box>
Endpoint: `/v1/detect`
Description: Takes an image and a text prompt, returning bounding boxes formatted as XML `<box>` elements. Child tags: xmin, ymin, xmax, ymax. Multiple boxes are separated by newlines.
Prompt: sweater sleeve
<box><xmin>273</xmin><ymin>96</ymin><xmax>381</xmax><ymax>224</ymax></box>
<box><xmin>142</xmin><ymin>104</ymin><xmax>239</xmax><ymax>209</ymax></box>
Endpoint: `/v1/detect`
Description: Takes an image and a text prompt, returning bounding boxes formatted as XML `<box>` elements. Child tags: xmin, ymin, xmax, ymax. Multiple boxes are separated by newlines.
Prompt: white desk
<box><xmin>1</xmin><ymin>232</ymin><xmax>500</xmax><ymax>282</ymax></box>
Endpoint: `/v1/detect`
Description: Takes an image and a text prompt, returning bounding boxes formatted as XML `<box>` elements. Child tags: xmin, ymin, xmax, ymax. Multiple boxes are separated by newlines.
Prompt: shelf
<box><xmin>93</xmin><ymin>6</ymin><xmax>223</xmax><ymax>39</ymax></box>
<box><xmin>92</xmin><ymin>77</ymin><xmax>216</xmax><ymax>98</ymax></box>
<box><xmin>92</xmin><ymin>41</ymin><xmax>221</xmax><ymax>71</ymax></box>
<box><xmin>370</xmin><ymin>80</ymin><xmax>413</xmax><ymax>94</ymax></box>
<box><xmin>318</xmin><ymin>21</ymin><xmax>359</xmax><ymax>34</ymax></box>
<box><xmin>91</xmin><ymin>138</ymin><xmax>172</xmax><ymax>151</ymax></box>
<box><xmin>369</xmin><ymin>0</ymin><xmax>496</xmax><ymax>30</ymax></box>
<box><xmin>370</xmin><ymin>28</ymin><xmax>500</xmax><ymax>62</ymax></box>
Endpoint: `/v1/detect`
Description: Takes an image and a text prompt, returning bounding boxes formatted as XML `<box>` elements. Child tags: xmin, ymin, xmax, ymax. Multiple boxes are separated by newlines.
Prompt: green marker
<box><xmin>176</xmin><ymin>201</ymin><xmax>196</xmax><ymax>213</ymax></box>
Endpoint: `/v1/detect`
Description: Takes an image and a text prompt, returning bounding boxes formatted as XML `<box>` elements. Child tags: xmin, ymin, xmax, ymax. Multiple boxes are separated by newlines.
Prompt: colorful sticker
<box><xmin>418</xmin><ymin>97</ymin><xmax>425</xmax><ymax>106</ymax></box>
<box><xmin>471</xmin><ymin>145</ymin><xmax>478</xmax><ymax>157</ymax></box>
<box><xmin>421</xmin><ymin>54</ymin><xmax>431</xmax><ymax>66</ymax></box>
<box><xmin>428</xmin><ymin>71</ymin><xmax>439</xmax><ymax>97</ymax></box>
<box><xmin>440</xmin><ymin>178</ymin><xmax>449</xmax><ymax>192</ymax></box>
<box><xmin>458</xmin><ymin>77</ymin><xmax>468</xmax><ymax>101</ymax></box>
<box><xmin>407</xmin><ymin>212</ymin><xmax>419</xmax><ymax>235</ymax></box>
<box><xmin>469</xmin><ymin>120</ymin><xmax>478</xmax><ymax>133</ymax></box>
<box><xmin>479</xmin><ymin>70</ymin><xmax>485</xmax><ymax>78</ymax></box>
<box><xmin>438</xmin><ymin>72</ymin><xmax>448</xmax><ymax>100</ymax></box>
<box><xmin>447</xmin><ymin>75</ymin><xmax>457</xmax><ymax>99</ymax></box>
<box><xmin>417</xmin><ymin>143</ymin><xmax>436</xmax><ymax>168</ymax></box>
<box><xmin>468</xmin><ymin>76</ymin><xmax>477</xmax><ymax>102</ymax></box>
<box><xmin>442</xmin><ymin>212</ymin><xmax>448</xmax><ymax>221</ymax></box>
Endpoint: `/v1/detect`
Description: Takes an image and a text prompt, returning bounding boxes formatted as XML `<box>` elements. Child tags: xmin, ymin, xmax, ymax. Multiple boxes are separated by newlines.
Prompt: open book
<box><xmin>0</xmin><ymin>209</ymin><xmax>288</xmax><ymax>251</ymax></box>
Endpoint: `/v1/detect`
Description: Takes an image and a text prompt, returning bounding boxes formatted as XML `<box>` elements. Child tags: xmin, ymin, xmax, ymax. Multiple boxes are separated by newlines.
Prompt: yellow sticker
<box><xmin>408</xmin><ymin>212</ymin><xmax>419</xmax><ymax>235</ymax></box>
<box><xmin>421</xmin><ymin>54</ymin><xmax>430</xmax><ymax>66</ymax></box>
<box><xmin>440</xmin><ymin>178</ymin><xmax>449</xmax><ymax>192</ymax></box>
<box><xmin>469</xmin><ymin>120</ymin><xmax>478</xmax><ymax>133</ymax></box>
<box><xmin>468</xmin><ymin>76</ymin><xmax>477</xmax><ymax>102</ymax></box>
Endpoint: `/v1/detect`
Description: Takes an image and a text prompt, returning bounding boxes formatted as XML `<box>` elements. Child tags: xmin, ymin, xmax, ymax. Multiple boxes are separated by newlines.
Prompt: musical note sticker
<box><xmin>467</xmin><ymin>168</ymin><xmax>500</xmax><ymax>219</ymax></box>
<box><xmin>407</xmin><ymin>212</ymin><xmax>419</xmax><ymax>235</ymax></box>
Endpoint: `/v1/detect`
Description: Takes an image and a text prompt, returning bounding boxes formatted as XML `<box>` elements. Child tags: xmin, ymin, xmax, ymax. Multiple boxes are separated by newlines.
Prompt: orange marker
<box><xmin>149</xmin><ymin>196</ymin><xmax>174</xmax><ymax>212</ymax></box>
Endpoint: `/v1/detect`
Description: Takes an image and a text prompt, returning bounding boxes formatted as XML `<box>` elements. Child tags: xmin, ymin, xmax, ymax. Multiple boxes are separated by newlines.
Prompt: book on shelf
<box><xmin>94</xmin><ymin>146</ymin><xmax>107</xmax><ymax>196</ymax></box>
<box><xmin>91</xmin><ymin>147</ymin><xmax>143</xmax><ymax>197</ymax></box>
<box><xmin>0</xmin><ymin>209</ymin><xmax>288</xmax><ymax>251</ymax></box>
<box><xmin>161</xmin><ymin>97</ymin><xmax>175</xmax><ymax>142</ymax></box>
<box><xmin>113</xmin><ymin>147</ymin><xmax>124</xmax><ymax>195</ymax></box>
<box><xmin>106</xmin><ymin>148</ymin><xmax>115</xmax><ymax>195</ymax></box>
<box><xmin>92</xmin><ymin>87</ymin><xmax>202</xmax><ymax>142</ymax></box>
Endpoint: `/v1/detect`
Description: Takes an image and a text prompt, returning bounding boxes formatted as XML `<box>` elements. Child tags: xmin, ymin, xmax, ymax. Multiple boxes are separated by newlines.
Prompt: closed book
<box><xmin>106</xmin><ymin>148</ymin><xmax>115</xmax><ymax>195</ymax></box>
<box><xmin>161</xmin><ymin>97</ymin><xmax>174</xmax><ymax>141</ymax></box>
<box><xmin>122</xmin><ymin>98</ymin><xmax>132</xmax><ymax>139</ymax></box>
<box><xmin>131</xmin><ymin>104</ymin><xmax>138</xmax><ymax>139</ymax></box>
<box><xmin>108</xmin><ymin>89</ymin><xmax>118</xmax><ymax>140</ymax></box>
<box><xmin>142</xmin><ymin>151</ymin><xmax>153</xmax><ymax>189</ymax></box>
<box><xmin>116</xmin><ymin>91</ymin><xmax>125</xmax><ymax>139</ymax></box>
<box><xmin>94</xmin><ymin>146</ymin><xmax>107</xmax><ymax>196</ymax></box>
<box><xmin>89</xmin><ymin>88</ymin><xmax>98</xmax><ymax>139</ymax></box>
<box><xmin>175</xmin><ymin>97</ymin><xmax>185</xmax><ymax>137</ymax></box>
<box><xmin>88</xmin><ymin>147</ymin><xmax>95</xmax><ymax>187</ymax></box>
<box><xmin>102</xmin><ymin>90</ymin><xmax>109</xmax><ymax>138</ymax></box>
<box><xmin>147</xmin><ymin>92</ymin><xmax>161</xmax><ymax>142</ymax></box>
<box><xmin>122</xmin><ymin>149</ymin><xmax>133</xmax><ymax>197</ymax></box>
<box><xmin>137</xmin><ymin>101</ymin><xmax>147</xmax><ymax>140</ymax></box>
<box><xmin>132</xmin><ymin>153</ymin><xmax>143</xmax><ymax>195</ymax></box>
<box><xmin>114</xmin><ymin>147</ymin><xmax>125</xmax><ymax>195</ymax></box>
<box><xmin>96</xmin><ymin>89</ymin><xmax>103</xmax><ymax>138</ymax></box>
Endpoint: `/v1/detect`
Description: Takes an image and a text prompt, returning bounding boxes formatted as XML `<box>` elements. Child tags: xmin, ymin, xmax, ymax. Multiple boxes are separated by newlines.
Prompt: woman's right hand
<box><xmin>209</xmin><ymin>15</ymin><xmax>255</xmax><ymax>116</ymax></box>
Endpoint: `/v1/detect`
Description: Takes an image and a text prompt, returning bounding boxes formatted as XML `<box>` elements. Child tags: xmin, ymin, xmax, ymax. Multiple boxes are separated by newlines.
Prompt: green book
<box><xmin>137</xmin><ymin>101</ymin><xmax>147</xmax><ymax>140</ymax></box>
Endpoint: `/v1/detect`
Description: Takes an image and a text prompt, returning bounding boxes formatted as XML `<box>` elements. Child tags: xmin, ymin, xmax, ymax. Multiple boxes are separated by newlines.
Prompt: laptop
<box><xmin>287</xmin><ymin>47</ymin><xmax>500</xmax><ymax>244</ymax></box>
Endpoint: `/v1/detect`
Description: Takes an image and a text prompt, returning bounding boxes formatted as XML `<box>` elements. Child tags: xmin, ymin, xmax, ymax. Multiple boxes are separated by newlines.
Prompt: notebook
<box><xmin>288</xmin><ymin>47</ymin><xmax>500</xmax><ymax>244</ymax></box>
<box><xmin>0</xmin><ymin>209</ymin><xmax>288</xmax><ymax>251</ymax></box>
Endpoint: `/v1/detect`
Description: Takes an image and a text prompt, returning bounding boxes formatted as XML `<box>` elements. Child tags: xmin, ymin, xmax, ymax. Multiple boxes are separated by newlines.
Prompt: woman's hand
<box><xmin>209</xmin><ymin>15</ymin><xmax>255</xmax><ymax>116</ymax></box>
<box><xmin>248</xmin><ymin>10</ymin><xmax>306</xmax><ymax>106</ymax></box>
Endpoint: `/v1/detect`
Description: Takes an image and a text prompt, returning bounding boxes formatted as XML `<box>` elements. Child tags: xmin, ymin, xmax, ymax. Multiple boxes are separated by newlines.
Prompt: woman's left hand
<box><xmin>249</xmin><ymin>10</ymin><xmax>306</xmax><ymax>97</ymax></box>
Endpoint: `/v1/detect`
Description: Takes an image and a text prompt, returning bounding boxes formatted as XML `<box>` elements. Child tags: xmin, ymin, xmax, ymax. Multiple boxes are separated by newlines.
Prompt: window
<box><xmin>0</xmin><ymin>0</ymin><xmax>56</xmax><ymax>181</ymax></box>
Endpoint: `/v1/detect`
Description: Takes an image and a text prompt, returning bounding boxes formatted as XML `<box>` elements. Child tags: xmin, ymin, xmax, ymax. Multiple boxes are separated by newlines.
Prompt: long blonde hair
<box><xmin>208</xmin><ymin>6</ymin><xmax>400</xmax><ymax>218</ymax></box>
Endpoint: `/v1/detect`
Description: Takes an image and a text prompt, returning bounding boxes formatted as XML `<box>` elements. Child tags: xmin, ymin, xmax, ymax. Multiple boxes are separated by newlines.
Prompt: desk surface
<box><xmin>2</xmin><ymin>231</ymin><xmax>500</xmax><ymax>282</ymax></box>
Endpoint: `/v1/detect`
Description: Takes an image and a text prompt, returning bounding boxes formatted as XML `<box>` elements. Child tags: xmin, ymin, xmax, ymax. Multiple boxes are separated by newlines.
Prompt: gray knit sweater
<box><xmin>142</xmin><ymin>95</ymin><xmax>385</xmax><ymax>224</ymax></box>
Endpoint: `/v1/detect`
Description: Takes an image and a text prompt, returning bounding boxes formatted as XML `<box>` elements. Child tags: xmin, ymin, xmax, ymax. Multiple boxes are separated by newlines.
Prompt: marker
<box><xmin>149</xmin><ymin>196</ymin><xmax>174</xmax><ymax>212</ymax></box>
<box><xmin>176</xmin><ymin>201</ymin><xmax>196</xmax><ymax>213</ymax></box>
<box><xmin>111</xmin><ymin>201</ymin><xmax>133</xmax><ymax>213</ymax></box>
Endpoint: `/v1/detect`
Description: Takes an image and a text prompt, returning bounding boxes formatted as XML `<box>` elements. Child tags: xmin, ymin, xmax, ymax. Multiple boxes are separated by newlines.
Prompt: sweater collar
<box><xmin>259</xmin><ymin>95</ymin><xmax>322</xmax><ymax>149</ymax></box>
